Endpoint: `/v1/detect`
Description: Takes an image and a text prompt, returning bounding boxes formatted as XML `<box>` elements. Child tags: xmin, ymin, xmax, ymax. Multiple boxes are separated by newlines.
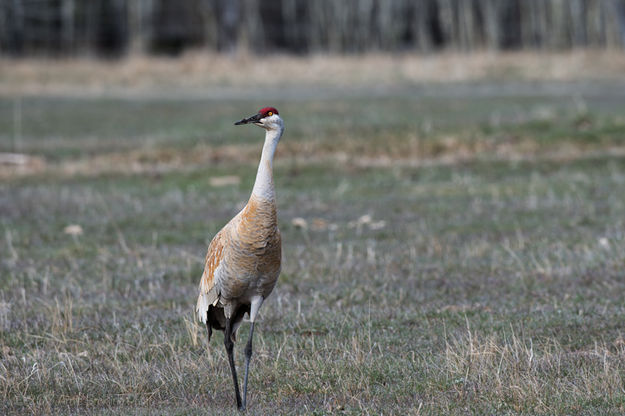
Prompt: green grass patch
<box><xmin>2</xmin><ymin>83</ymin><xmax>625</xmax><ymax>414</ymax></box>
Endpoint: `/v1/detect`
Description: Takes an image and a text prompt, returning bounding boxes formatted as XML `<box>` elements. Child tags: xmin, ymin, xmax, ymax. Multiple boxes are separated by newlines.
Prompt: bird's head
<box><xmin>235</xmin><ymin>107</ymin><xmax>283</xmax><ymax>131</ymax></box>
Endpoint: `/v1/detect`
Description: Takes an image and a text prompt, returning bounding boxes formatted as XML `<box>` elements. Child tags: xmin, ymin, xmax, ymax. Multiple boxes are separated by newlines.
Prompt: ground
<box><xmin>1</xmin><ymin>53</ymin><xmax>625</xmax><ymax>415</ymax></box>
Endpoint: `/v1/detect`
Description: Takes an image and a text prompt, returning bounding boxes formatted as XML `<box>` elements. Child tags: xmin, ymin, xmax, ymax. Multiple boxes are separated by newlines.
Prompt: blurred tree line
<box><xmin>2</xmin><ymin>0</ymin><xmax>625</xmax><ymax>57</ymax></box>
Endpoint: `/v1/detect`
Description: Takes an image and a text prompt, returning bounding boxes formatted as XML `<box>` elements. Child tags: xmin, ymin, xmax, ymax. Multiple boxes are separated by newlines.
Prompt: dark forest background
<box><xmin>2</xmin><ymin>0</ymin><xmax>625</xmax><ymax>57</ymax></box>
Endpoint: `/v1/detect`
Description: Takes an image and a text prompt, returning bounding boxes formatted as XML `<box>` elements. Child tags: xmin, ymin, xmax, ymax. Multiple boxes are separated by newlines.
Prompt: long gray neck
<box><xmin>251</xmin><ymin>127</ymin><xmax>283</xmax><ymax>201</ymax></box>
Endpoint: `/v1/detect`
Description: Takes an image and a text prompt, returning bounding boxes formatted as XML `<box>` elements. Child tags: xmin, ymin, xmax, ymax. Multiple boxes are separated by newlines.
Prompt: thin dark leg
<box><xmin>242</xmin><ymin>322</ymin><xmax>256</xmax><ymax>410</ymax></box>
<box><xmin>224</xmin><ymin>318</ymin><xmax>243</xmax><ymax>410</ymax></box>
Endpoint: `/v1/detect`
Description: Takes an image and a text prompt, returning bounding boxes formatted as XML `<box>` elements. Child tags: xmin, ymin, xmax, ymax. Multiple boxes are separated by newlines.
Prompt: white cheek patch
<box><xmin>261</xmin><ymin>114</ymin><xmax>281</xmax><ymax>129</ymax></box>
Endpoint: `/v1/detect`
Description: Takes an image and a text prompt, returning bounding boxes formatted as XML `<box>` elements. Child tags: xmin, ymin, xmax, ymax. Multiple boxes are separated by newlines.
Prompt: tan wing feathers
<box><xmin>196</xmin><ymin>226</ymin><xmax>228</xmax><ymax>322</ymax></box>
<box><xmin>199</xmin><ymin>227</ymin><xmax>227</xmax><ymax>294</ymax></box>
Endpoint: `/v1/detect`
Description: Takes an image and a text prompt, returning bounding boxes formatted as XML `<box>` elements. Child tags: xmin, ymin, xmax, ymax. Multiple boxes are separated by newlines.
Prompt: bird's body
<box><xmin>196</xmin><ymin>193</ymin><xmax>281</xmax><ymax>339</ymax></box>
<box><xmin>195</xmin><ymin>107</ymin><xmax>284</xmax><ymax>411</ymax></box>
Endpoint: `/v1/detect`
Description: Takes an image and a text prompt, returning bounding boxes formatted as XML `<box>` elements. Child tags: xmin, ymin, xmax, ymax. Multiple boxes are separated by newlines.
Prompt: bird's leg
<box><xmin>224</xmin><ymin>318</ymin><xmax>243</xmax><ymax>410</ymax></box>
<box><xmin>242</xmin><ymin>321</ymin><xmax>255</xmax><ymax>410</ymax></box>
<box><xmin>206</xmin><ymin>321</ymin><xmax>212</xmax><ymax>343</ymax></box>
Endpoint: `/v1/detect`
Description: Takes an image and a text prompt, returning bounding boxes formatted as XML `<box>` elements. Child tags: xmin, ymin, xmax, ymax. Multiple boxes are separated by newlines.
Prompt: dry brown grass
<box><xmin>2</xmin><ymin>54</ymin><xmax>625</xmax><ymax>414</ymax></box>
<box><xmin>2</xmin><ymin>50</ymin><xmax>625</xmax><ymax>95</ymax></box>
<box><xmin>442</xmin><ymin>328</ymin><xmax>625</xmax><ymax>414</ymax></box>
<box><xmin>3</xmin><ymin>89</ymin><xmax>625</xmax><ymax>413</ymax></box>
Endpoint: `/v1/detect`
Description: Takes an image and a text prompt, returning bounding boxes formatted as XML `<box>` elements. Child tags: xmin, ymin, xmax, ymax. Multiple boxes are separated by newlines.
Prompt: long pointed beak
<box><xmin>234</xmin><ymin>113</ymin><xmax>262</xmax><ymax>125</ymax></box>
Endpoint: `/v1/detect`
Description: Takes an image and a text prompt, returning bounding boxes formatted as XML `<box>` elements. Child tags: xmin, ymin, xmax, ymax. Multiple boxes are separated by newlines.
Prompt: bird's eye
<box><xmin>267</xmin><ymin>111</ymin><xmax>273</xmax><ymax>116</ymax></box>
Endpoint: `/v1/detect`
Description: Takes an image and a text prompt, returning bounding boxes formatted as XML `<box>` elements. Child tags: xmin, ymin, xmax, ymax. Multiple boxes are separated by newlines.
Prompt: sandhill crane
<box><xmin>196</xmin><ymin>107</ymin><xmax>284</xmax><ymax>410</ymax></box>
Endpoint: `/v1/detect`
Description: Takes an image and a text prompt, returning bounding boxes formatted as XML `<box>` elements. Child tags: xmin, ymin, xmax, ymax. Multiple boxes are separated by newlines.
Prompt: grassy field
<box><xmin>2</xmin><ymin>57</ymin><xmax>625</xmax><ymax>414</ymax></box>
